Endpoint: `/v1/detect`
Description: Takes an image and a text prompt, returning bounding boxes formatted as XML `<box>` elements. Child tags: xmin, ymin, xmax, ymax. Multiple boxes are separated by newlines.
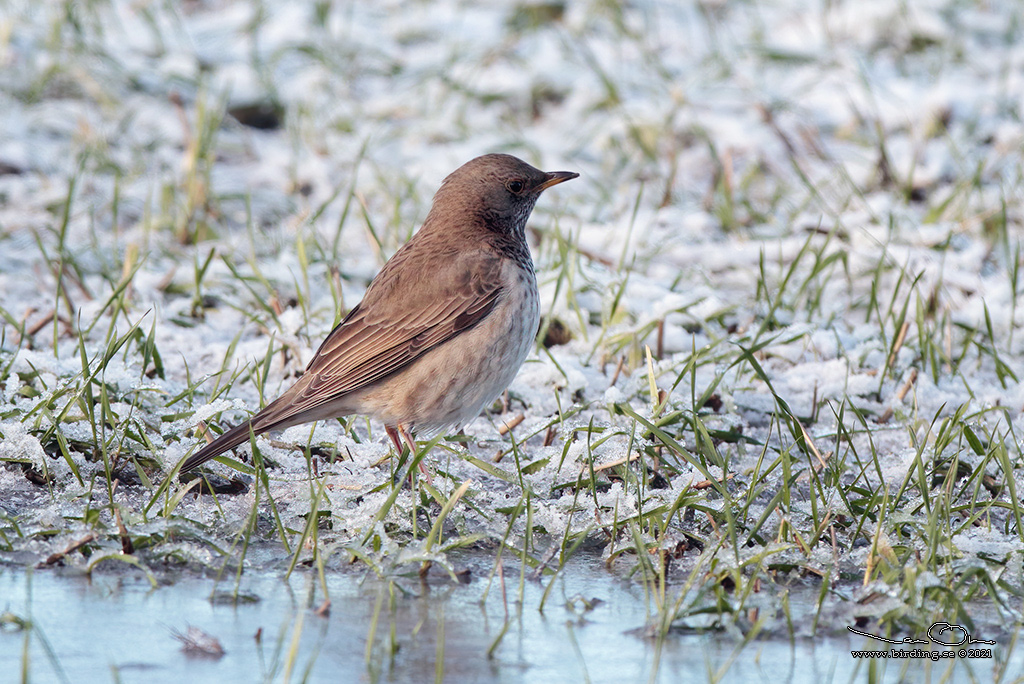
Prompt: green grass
<box><xmin>3</xmin><ymin>0</ymin><xmax>1024</xmax><ymax>682</ymax></box>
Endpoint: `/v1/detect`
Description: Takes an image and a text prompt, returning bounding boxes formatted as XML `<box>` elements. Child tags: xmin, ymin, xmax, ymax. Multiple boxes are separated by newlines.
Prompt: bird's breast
<box><xmin>344</xmin><ymin>260</ymin><xmax>539</xmax><ymax>434</ymax></box>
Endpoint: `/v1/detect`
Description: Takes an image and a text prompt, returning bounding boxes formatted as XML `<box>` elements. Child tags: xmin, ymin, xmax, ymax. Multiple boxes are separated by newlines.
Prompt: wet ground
<box><xmin>3</xmin><ymin>553</ymin><xmax>1020</xmax><ymax>683</ymax></box>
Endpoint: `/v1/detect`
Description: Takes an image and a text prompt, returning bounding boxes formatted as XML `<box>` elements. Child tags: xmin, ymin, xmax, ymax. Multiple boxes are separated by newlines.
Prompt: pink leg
<box><xmin>385</xmin><ymin>425</ymin><xmax>405</xmax><ymax>456</ymax></box>
<box><xmin>400</xmin><ymin>424</ymin><xmax>433</xmax><ymax>485</ymax></box>
<box><xmin>385</xmin><ymin>423</ymin><xmax>432</xmax><ymax>486</ymax></box>
<box><xmin>398</xmin><ymin>424</ymin><xmax>417</xmax><ymax>456</ymax></box>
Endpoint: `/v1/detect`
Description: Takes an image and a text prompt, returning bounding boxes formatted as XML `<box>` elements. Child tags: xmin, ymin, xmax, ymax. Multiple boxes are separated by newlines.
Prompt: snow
<box><xmin>0</xmin><ymin>0</ymin><xmax>1023</xmax><ymax>603</ymax></box>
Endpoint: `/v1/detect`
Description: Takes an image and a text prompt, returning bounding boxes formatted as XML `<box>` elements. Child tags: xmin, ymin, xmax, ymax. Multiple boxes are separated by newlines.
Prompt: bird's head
<box><xmin>428</xmin><ymin>153</ymin><xmax>578</xmax><ymax>240</ymax></box>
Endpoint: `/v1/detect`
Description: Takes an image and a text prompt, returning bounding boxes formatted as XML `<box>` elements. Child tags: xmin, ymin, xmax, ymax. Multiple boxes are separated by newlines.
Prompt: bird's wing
<box><xmin>252</xmin><ymin>247</ymin><xmax>505</xmax><ymax>428</ymax></box>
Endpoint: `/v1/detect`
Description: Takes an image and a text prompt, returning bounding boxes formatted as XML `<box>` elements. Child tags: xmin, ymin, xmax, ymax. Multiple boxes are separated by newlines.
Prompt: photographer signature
<box><xmin>848</xmin><ymin>622</ymin><xmax>996</xmax><ymax>646</ymax></box>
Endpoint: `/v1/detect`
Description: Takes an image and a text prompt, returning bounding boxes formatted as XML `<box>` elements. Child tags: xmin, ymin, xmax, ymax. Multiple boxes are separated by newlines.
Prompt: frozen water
<box><xmin>1</xmin><ymin>0</ymin><xmax>1024</xmax><ymax>661</ymax></box>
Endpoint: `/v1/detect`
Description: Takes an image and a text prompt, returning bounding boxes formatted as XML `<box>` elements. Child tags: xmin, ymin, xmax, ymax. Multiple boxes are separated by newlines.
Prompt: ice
<box><xmin>954</xmin><ymin>529</ymin><xmax>1024</xmax><ymax>558</ymax></box>
<box><xmin>0</xmin><ymin>422</ymin><xmax>47</xmax><ymax>465</ymax></box>
<box><xmin>0</xmin><ymin>0</ymin><xmax>1023</xmax><ymax>612</ymax></box>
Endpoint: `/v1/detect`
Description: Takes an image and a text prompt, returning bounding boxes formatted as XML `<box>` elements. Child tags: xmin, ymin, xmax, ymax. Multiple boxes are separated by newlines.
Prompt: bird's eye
<box><xmin>506</xmin><ymin>179</ymin><xmax>525</xmax><ymax>194</ymax></box>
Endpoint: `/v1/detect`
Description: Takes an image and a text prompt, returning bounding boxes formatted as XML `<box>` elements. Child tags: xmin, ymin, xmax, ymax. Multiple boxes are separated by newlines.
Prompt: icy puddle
<box><xmin>3</xmin><ymin>553</ymin><xmax>1021</xmax><ymax>683</ymax></box>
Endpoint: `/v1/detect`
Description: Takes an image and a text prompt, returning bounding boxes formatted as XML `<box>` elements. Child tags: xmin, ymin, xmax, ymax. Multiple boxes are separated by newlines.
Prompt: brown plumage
<box><xmin>177</xmin><ymin>154</ymin><xmax>577</xmax><ymax>472</ymax></box>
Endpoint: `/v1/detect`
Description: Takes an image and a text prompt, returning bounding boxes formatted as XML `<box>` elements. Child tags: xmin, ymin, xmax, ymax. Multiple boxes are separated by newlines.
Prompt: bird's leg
<box><xmin>385</xmin><ymin>424</ymin><xmax>412</xmax><ymax>486</ymax></box>
<box><xmin>385</xmin><ymin>425</ymin><xmax>405</xmax><ymax>458</ymax></box>
<box><xmin>398</xmin><ymin>424</ymin><xmax>417</xmax><ymax>459</ymax></box>
<box><xmin>400</xmin><ymin>424</ymin><xmax>434</xmax><ymax>486</ymax></box>
<box><xmin>385</xmin><ymin>424</ymin><xmax>432</xmax><ymax>486</ymax></box>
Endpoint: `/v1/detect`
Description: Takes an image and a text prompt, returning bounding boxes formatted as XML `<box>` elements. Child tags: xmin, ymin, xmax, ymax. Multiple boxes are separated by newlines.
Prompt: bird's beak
<box><xmin>536</xmin><ymin>170</ymin><xmax>579</xmax><ymax>191</ymax></box>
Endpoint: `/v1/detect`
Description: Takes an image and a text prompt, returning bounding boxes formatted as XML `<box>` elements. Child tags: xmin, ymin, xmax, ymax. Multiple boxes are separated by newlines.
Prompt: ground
<box><xmin>2</xmin><ymin>0</ymin><xmax>1024</xmax><ymax>681</ymax></box>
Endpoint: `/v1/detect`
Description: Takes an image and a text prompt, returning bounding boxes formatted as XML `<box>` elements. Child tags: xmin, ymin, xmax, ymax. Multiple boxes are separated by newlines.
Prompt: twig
<box><xmin>498</xmin><ymin>413</ymin><xmax>525</xmax><ymax>436</ymax></box>
<box><xmin>877</xmin><ymin>367</ymin><xmax>919</xmax><ymax>424</ymax></box>
<box><xmin>38</xmin><ymin>533</ymin><xmax>97</xmax><ymax>568</ymax></box>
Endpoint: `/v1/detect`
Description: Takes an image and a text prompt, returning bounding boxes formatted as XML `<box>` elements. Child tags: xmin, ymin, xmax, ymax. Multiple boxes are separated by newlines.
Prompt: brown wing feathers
<box><xmin>179</xmin><ymin>252</ymin><xmax>503</xmax><ymax>470</ymax></box>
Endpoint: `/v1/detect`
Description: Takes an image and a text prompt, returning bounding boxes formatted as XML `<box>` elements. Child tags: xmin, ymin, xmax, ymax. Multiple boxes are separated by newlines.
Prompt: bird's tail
<box><xmin>177</xmin><ymin>420</ymin><xmax>260</xmax><ymax>472</ymax></box>
<box><xmin>175</xmin><ymin>375</ymin><xmax>334</xmax><ymax>473</ymax></box>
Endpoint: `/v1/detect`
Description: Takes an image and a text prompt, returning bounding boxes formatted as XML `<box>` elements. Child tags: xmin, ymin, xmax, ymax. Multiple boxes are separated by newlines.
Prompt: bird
<box><xmin>177</xmin><ymin>153</ymin><xmax>578</xmax><ymax>473</ymax></box>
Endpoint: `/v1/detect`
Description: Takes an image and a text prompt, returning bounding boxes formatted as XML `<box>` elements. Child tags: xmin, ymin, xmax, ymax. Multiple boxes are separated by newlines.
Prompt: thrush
<box><xmin>177</xmin><ymin>153</ymin><xmax>577</xmax><ymax>473</ymax></box>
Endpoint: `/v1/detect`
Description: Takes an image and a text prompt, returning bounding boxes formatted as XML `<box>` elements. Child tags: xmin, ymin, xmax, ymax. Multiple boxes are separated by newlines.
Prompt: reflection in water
<box><xmin>0</xmin><ymin>554</ymin><xmax>1017</xmax><ymax>683</ymax></box>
